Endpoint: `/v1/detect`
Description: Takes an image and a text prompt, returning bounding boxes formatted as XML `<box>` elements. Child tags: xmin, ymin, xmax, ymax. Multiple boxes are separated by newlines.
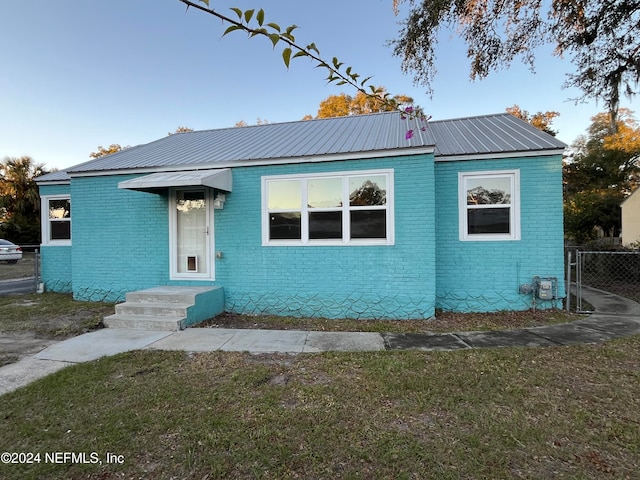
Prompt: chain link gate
<box><xmin>572</xmin><ymin>251</ymin><xmax>640</xmax><ymax>313</ymax></box>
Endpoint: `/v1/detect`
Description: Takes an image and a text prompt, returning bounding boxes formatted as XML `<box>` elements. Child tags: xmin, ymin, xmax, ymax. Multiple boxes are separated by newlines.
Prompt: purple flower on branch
<box><xmin>405</xmin><ymin>129</ymin><xmax>414</xmax><ymax>140</ymax></box>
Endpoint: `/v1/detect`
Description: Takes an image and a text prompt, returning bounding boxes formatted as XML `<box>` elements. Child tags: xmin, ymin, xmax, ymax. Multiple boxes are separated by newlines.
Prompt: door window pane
<box><xmin>176</xmin><ymin>190</ymin><xmax>207</xmax><ymax>274</ymax></box>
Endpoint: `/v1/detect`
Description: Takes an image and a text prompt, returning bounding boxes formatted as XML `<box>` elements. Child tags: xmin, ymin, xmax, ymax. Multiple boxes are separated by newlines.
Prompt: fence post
<box><xmin>34</xmin><ymin>249</ymin><xmax>39</xmax><ymax>293</ymax></box>
<box><xmin>576</xmin><ymin>250</ymin><xmax>582</xmax><ymax>312</ymax></box>
<box><xmin>566</xmin><ymin>250</ymin><xmax>571</xmax><ymax>312</ymax></box>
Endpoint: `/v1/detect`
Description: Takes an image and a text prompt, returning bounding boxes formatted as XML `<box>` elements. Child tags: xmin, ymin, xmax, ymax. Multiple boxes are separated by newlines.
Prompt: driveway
<box><xmin>0</xmin><ymin>277</ymin><xmax>35</xmax><ymax>296</ymax></box>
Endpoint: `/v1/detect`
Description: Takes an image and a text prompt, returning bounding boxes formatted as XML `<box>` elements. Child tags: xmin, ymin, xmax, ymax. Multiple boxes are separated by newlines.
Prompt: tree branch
<box><xmin>177</xmin><ymin>0</ymin><xmax>427</xmax><ymax>122</ymax></box>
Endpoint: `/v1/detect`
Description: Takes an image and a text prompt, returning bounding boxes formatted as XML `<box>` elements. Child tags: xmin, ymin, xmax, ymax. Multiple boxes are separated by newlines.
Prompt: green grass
<box><xmin>1</xmin><ymin>338</ymin><xmax>639</xmax><ymax>479</ymax></box>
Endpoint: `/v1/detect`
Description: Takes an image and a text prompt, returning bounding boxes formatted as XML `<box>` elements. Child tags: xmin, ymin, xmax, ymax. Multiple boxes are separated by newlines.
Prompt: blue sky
<box><xmin>1</xmin><ymin>0</ymin><xmax>635</xmax><ymax>171</ymax></box>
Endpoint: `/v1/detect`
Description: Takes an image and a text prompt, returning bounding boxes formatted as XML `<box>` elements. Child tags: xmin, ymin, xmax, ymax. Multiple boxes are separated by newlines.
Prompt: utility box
<box><xmin>538</xmin><ymin>280</ymin><xmax>553</xmax><ymax>300</ymax></box>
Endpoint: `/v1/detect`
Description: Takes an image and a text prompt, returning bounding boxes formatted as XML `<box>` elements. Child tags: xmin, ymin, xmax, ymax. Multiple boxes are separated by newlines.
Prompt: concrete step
<box><xmin>103</xmin><ymin>314</ymin><xmax>186</xmax><ymax>331</ymax></box>
<box><xmin>105</xmin><ymin>286</ymin><xmax>225</xmax><ymax>331</ymax></box>
<box><xmin>115</xmin><ymin>301</ymin><xmax>190</xmax><ymax>317</ymax></box>
<box><xmin>126</xmin><ymin>286</ymin><xmax>216</xmax><ymax>304</ymax></box>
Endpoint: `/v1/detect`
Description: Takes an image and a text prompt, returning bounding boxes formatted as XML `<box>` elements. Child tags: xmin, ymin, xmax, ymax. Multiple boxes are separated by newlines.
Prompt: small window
<box><xmin>41</xmin><ymin>195</ymin><xmax>71</xmax><ymax>245</ymax></box>
<box><xmin>263</xmin><ymin>170</ymin><xmax>394</xmax><ymax>246</ymax></box>
<box><xmin>459</xmin><ymin>170</ymin><xmax>520</xmax><ymax>241</ymax></box>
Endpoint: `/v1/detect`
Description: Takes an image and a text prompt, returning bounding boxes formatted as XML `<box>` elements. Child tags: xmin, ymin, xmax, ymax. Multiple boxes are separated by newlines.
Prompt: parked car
<box><xmin>0</xmin><ymin>239</ymin><xmax>22</xmax><ymax>264</ymax></box>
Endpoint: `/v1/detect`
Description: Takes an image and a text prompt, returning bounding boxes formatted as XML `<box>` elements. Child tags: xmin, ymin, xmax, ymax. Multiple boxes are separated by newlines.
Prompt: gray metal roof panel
<box><xmin>66</xmin><ymin>112</ymin><xmax>435</xmax><ymax>174</ymax></box>
<box><xmin>430</xmin><ymin>113</ymin><xmax>566</xmax><ymax>157</ymax></box>
<box><xmin>65</xmin><ymin>112</ymin><xmax>565</xmax><ymax>175</ymax></box>
<box><xmin>35</xmin><ymin>170</ymin><xmax>71</xmax><ymax>183</ymax></box>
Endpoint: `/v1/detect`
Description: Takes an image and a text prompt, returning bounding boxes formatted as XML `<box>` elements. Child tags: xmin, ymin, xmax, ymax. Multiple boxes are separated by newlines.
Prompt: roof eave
<box><xmin>66</xmin><ymin>145</ymin><xmax>436</xmax><ymax>178</ymax></box>
<box><xmin>434</xmin><ymin>147</ymin><xmax>566</xmax><ymax>162</ymax></box>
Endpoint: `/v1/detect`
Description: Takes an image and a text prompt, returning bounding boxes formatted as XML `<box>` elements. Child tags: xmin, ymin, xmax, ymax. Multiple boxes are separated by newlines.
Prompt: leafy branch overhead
<box><xmin>179</xmin><ymin>0</ymin><xmax>428</xmax><ymax>128</ymax></box>
<box><xmin>391</xmin><ymin>0</ymin><xmax>640</xmax><ymax>130</ymax></box>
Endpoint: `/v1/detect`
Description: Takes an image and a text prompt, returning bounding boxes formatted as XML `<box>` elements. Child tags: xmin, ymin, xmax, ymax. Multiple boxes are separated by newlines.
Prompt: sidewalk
<box><xmin>2</xmin><ymin>286</ymin><xmax>640</xmax><ymax>395</ymax></box>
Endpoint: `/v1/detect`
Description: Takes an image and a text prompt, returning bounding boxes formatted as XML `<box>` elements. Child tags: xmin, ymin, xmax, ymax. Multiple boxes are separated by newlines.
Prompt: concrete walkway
<box><xmin>1</xmin><ymin>286</ymin><xmax>639</xmax><ymax>395</ymax></box>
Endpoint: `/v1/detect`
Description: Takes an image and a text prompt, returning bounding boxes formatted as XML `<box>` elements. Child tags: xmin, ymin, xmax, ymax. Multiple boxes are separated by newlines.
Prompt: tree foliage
<box><xmin>505</xmin><ymin>105</ymin><xmax>559</xmax><ymax>136</ymax></box>
<box><xmin>89</xmin><ymin>144</ymin><xmax>128</xmax><ymax>159</ymax></box>
<box><xmin>391</xmin><ymin>0</ymin><xmax>640</xmax><ymax>128</ymax></box>
<box><xmin>0</xmin><ymin>156</ymin><xmax>48</xmax><ymax>244</ymax></box>
<box><xmin>234</xmin><ymin>118</ymin><xmax>270</xmax><ymax>127</ymax></box>
<box><xmin>563</xmin><ymin>109</ymin><xmax>640</xmax><ymax>242</ymax></box>
<box><xmin>316</xmin><ymin>87</ymin><xmax>416</xmax><ymax>118</ymax></box>
<box><xmin>169</xmin><ymin>126</ymin><xmax>194</xmax><ymax>135</ymax></box>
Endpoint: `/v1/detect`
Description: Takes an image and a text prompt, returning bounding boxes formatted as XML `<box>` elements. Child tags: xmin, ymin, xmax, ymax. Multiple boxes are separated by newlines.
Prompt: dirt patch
<box><xmin>0</xmin><ymin>332</ymin><xmax>59</xmax><ymax>367</ymax></box>
<box><xmin>0</xmin><ymin>252</ymin><xmax>36</xmax><ymax>281</ymax></box>
<box><xmin>199</xmin><ymin>309</ymin><xmax>580</xmax><ymax>333</ymax></box>
<box><xmin>0</xmin><ymin>293</ymin><xmax>114</xmax><ymax>368</ymax></box>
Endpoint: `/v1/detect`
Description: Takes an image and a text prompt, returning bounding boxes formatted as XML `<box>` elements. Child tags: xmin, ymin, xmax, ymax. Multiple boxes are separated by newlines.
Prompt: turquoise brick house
<box><xmin>37</xmin><ymin>112</ymin><xmax>567</xmax><ymax>320</ymax></box>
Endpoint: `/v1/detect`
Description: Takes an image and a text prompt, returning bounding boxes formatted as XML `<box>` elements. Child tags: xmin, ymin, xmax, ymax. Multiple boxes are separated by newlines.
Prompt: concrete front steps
<box><xmin>103</xmin><ymin>286</ymin><xmax>224</xmax><ymax>331</ymax></box>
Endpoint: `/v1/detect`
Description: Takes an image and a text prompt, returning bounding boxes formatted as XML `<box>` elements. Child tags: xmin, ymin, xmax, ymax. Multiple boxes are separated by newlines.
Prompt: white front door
<box><xmin>170</xmin><ymin>188</ymin><xmax>213</xmax><ymax>279</ymax></box>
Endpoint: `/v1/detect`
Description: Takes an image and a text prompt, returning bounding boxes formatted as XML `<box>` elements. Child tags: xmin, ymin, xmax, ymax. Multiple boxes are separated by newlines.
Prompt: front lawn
<box><xmin>0</xmin><ymin>293</ymin><xmax>114</xmax><ymax>338</ymax></box>
<box><xmin>1</xmin><ymin>337</ymin><xmax>638</xmax><ymax>479</ymax></box>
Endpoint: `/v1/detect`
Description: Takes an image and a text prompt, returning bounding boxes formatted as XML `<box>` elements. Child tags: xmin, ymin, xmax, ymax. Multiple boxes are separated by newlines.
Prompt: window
<box><xmin>262</xmin><ymin>170</ymin><xmax>394</xmax><ymax>245</ymax></box>
<box><xmin>459</xmin><ymin>170</ymin><xmax>520</xmax><ymax>241</ymax></box>
<box><xmin>41</xmin><ymin>195</ymin><xmax>71</xmax><ymax>245</ymax></box>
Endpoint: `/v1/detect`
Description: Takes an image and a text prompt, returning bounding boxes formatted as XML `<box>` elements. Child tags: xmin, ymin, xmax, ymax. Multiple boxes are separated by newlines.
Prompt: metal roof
<box><xmin>118</xmin><ymin>168</ymin><xmax>232</xmax><ymax>192</ymax></box>
<box><xmin>429</xmin><ymin>113</ymin><xmax>566</xmax><ymax>158</ymax></box>
<box><xmin>37</xmin><ymin>112</ymin><xmax>566</xmax><ymax>183</ymax></box>
<box><xmin>36</xmin><ymin>170</ymin><xmax>71</xmax><ymax>183</ymax></box>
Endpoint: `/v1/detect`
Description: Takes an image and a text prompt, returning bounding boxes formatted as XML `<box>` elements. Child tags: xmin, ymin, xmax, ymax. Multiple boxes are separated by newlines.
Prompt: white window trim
<box><xmin>261</xmin><ymin>169</ymin><xmax>395</xmax><ymax>246</ymax></box>
<box><xmin>40</xmin><ymin>194</ymin><xmax>71</xmax><ymax>246</ymax></box>
<box><xmin>458</xmin><ymin>169</ymin><xmax>521</xmax><ymax>241</ymax></box>
<box><xmin>168</xmin><ymin>187</ymin><xmax>215</xmax><ymax>280</ymax></box>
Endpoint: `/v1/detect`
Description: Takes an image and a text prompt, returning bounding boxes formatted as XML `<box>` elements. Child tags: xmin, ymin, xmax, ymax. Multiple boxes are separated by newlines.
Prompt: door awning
<box><xmin>118</xmin><ymin>169</ymin><xmax>232</xmax><ymax>193</ymax></box>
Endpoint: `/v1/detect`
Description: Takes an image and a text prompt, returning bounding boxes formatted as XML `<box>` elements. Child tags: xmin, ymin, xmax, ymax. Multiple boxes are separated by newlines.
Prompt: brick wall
<box><xmin>434</xmin><ymin>155</ymin><xmax>565</xmax><ymax>311</ymax></box>
<box><xmin>214</xmin><ymin>155</ymin><xmax>436</xmax><ymax>319</ymax></box>
<box><xmin>38</xmin><ymin>184</ymin><xmax>72</xmax><ymax>292</ymax></box>
<box><xmin>41</xmin><ymin>151</ymin><xmax>563</xmax><ymax>316</ymax></box>
<box><xmin>70</xmin><ymin>175</ymin><xmax>171</xmax><ymax>301</ymax></box>
<box><xmin>65</xmin><ymin>155</ymin><xmax>436</xmax><ymax>319</ymax></box>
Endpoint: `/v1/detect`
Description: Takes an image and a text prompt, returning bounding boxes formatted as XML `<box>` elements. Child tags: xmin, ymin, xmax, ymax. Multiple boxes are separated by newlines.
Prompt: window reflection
<box><xmin>349</xmin><ymin>176</ymin><xmax>386</xmax><ymax>206</ymax></box>
<box><xmin>309</xmin><ymin>211</ymin><xmax>342</xmax><ymax>239</ymax></box>
<box><xmin>270</xmin><ymin>213</ymin><xmax>301</xmax><ymax>239</ymax></box>
<box><xmin>466</xmin><ymin>177</ymin><xmax>511</xmax><ymax>205</ymax></box>
<box><xmin>49</xmin><ymin>199</ymin><xmax>71</xmax><ymax>219</ymax></box>
<box><xmin>308</xmin><ymin>177</ymin><xmax>342</xmax><ymax>208</ymax></box>
<box><xmin>268</xmin><ymin>180</ymin><xmax>301</xmax><ymax>210</ymax></box>
<box><xmin>351</xmin><ymin>210</ymin><xmax>386</xmax><ymax>238</ymax></box>
<box><xmin>467</xmin><ymin>208</ymin><xmax>511</xmax><ymax>234</ymax></box>
<box><xmin>265</xmin><ymin>171</ymin><xmax>391</xmax><ymax>243</ymax></box>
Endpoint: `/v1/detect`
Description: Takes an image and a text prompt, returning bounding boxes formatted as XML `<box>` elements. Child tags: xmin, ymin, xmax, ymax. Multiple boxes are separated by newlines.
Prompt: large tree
<box><xmin>0</xmin><ymin>156</ymin><xmax>48</xmax><ymax>244</ymax></box>
<box><xmin>563</xmin><ymin>109</ymin><xmax>640</xmax><ymax>242</ymax></box>
<box><xmin>391</xmin><ymin>0</ymin><xmax>640</xmax><ymax>128</ymax></box>
<box><xmin>317</xmin><ymin>88</ymin><xmax>416</xmax><ymax>118</ymax></box>
<box><xmin>90</xmin><ymin>144</ymin><xmax>127</xmax><ymax>159</ymax></box>
<box><xmin>505</xmin><ymin>105</ymin><xmax>559</xmax><ymax>136</ymax></box>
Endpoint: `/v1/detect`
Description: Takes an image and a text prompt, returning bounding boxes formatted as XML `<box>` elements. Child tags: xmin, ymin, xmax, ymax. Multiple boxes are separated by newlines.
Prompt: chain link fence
<box><xmin>0</xmin><ymin>246</ymin><xmax>41</xmax><ymax>294</ymax></box>
<box><xmin>570</xmin><ymin>250</ymin><xmax>640</xmax><ymax>312</ymax></box>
